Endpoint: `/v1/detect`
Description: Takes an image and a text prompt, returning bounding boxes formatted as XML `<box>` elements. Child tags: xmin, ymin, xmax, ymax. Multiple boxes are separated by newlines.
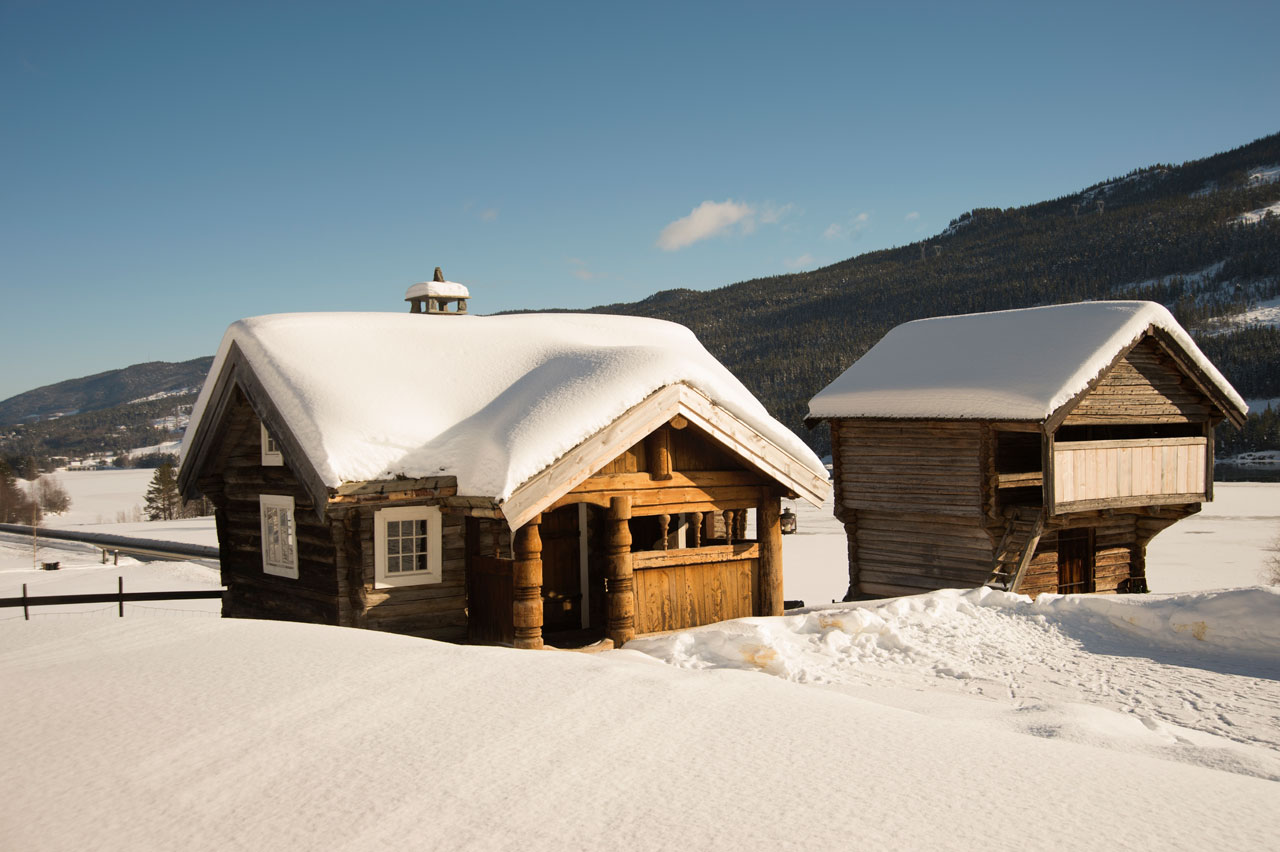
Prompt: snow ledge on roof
<box><xmin>808</xmin><ymin>301</ymin><xmax>1246</xmax><ymax>421</ymax></box>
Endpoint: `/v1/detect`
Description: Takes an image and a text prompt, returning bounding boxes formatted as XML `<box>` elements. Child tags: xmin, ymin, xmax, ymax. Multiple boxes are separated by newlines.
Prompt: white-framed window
<box><xmin>261</xmin><ymin>423</ymin><xmax>283</xmax><ymax>466</ymax></box>
<box><xmin>374</xmin><ymin>505</ymin><xmax>443</xmax><ymax>588</ymax></box>
<box><xmin>259</xmin><ymin>494</ymin><xmax>298</xmax><ymax>579</ymax></box>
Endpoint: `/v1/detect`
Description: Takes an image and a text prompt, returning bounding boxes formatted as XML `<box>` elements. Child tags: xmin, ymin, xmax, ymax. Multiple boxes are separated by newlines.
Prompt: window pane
<box><xmin>416</xmin><ymin>519</ymin><xmax>427</xmax><ymax>537</ymax></box>
<box><xmin>416</xmin><ymin>553</ymin><xmax>427</xmax><ymax>572</ymax></box>
<box><xmin>387</xmin><ymin>537</ymin><xmax>400</xmax><ymax>555</ymax></box>
<box><xmin>387</xmin><ymin>520</ymin><xmax>401</xmax><ymax>537</ymax></box>
<box><xmin>387</xmin><ymin>556</ymin><xmax>401</xmax><ymax>573</ymax></box>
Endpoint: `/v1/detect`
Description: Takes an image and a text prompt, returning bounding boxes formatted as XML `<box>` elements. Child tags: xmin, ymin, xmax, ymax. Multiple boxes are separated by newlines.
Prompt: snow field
<box><xmin>1</xmin><ymin>616</ymin><xmax>1277</xmax><ymax>852</ymax></box>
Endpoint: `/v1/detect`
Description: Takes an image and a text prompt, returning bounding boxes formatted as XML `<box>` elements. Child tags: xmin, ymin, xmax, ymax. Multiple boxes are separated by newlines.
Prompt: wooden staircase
<box><xmin>987</xmin><ymin>506</ymin><xmax>1045</xmax><ymax>593</ymax></box>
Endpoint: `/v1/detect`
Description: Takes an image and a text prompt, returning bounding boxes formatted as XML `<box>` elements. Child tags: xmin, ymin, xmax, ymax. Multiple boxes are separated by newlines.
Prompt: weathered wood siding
<box><xmin>355</xmin><ymin>502</ymin><xmax>468</xmax><ymax>641</ymax></box>
<box><xmin>1053</xmin><ymin>437</ymin><xmax>1207</xmax><ymax>509</ymax></box>
<box><xmin>196</xmin><ymin>388</ymin><xmax>341</xmax><ymax>624</ymax></box>
<box><xmin>632</xmin><ymin>545</ymin><xmax>759</xmax><ymax>633</ymax></box>
<box><xmin>834</xmin><ymin>420</ymin><xmax>992</xmax><ymax>597</ymax></box>
<box><xmin>1019</xmin><ymin>516</ymin><xmax>1140</xmax><ymax>597</ymax></box>
<box><xmin>1062</xmin><ymin>339</ymin><xmax>1212</xmax><ymax>425</ymax></box>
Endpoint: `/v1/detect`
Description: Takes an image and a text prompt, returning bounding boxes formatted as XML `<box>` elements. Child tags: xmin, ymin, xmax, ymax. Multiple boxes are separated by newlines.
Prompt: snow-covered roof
<box><xmin>182</xmin><ymin>312</ymin><xmax>827</xmax><ymax>512</ymax></box>
<box><xmin>808</xmin><ymin>301</ymin><xmax>1247</xmax><ymax>422</ymax></box>
<box><xmin>404</xmin><ymin>279</ymin><xmax>470</xmax><ymax>300</ymax></box>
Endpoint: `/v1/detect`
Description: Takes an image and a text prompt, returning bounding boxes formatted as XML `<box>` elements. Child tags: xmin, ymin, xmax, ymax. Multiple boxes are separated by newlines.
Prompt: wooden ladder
<box><xmin>987</xmin><ymin>506</ymin><xmax>1045</xmax><ymax>593</ymax></box>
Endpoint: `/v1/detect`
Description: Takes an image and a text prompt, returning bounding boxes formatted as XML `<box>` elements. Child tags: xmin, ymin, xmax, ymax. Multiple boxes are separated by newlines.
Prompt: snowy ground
<box><xmin>2</xmin><ymin>472</ymin><xmax>1278</xmax><ymax>850</ymax></box>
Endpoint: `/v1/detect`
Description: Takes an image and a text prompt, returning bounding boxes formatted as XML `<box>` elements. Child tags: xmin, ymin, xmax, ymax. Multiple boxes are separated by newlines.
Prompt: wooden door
<box><xmin>540</xmin><ymin>505</ymin><xmax>583</xmax><ymax>633</ymax></box>
<box><xmin>1057</xmin><ymin>528</ymin><xmax>1095</xmax><ymax>594</ymax></box>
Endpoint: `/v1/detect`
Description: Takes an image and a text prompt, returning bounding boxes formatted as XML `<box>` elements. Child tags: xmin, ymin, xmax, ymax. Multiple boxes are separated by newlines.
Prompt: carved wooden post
<box><xmin>657</xmin><ymin>513</ymin><xmax>670</xmax><ymax>550</ymax></box>
<box><xmin>723</xmin><ymin>510</ymin><xmax>733</xmax><ymax>545</ymax></box>
<box><xmin>758</xmin><ymin>492</ymin><xmax>784</xmax><ymax>616</ymax></box>
<box><xmin>513</xmin><ymin>515</ymin><xmax>544</xmax><ymax>649</ymax></box>
<box><xmin>733</xmin><ymin>509</ymin><xmax>747</xmax><ymax>541</ymax></box>
<box><xmin>606</xmin><ymin>496</ymin><xmax>635</xmax><ymax>646</ymax></box>
<box><xmin>648</xmin><ymin>427</ymin><xmax>672</xmax><ymax>481</ymax></box>
<box><xmin>689</xmin><ymin>511</ymin><xmax>702</xmax><ymax>548</ymax></box>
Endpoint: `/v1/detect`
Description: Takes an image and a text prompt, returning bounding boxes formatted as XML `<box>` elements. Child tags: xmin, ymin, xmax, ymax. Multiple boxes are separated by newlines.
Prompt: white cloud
<box><xmin>824</xmin><ymin>212</ymin><xmax>870</xmax><ymax>241</ymax></box>
<box><xmin>567</xmin><ymin>257</ymin><xmax>593</xmax><ymax>281</ymax></box>
<box><xmin>905</xmin><ymin>211</ymin><xmax>920</xmax><ymax>221</ymax></box>
<box><xmin>785</xmin><ymin>253</ymin><xmax>816</xmax><ymax>269</ymax></box>
<box><xmin>656</xmin><ymin>200</ymin><xmax>757</xmax><ymax>251</ymax></box>
<box><xmin>480</xmin><ymin>208</ymin><xmax>499</xmax><ymax>222</ymax></box>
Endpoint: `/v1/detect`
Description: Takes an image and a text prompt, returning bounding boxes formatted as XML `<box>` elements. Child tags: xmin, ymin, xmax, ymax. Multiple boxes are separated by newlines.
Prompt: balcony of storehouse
<box><xmin>1046</xmin><ymin>435</ymin><xmax>1210</xmax><ymax>513</ymax></box>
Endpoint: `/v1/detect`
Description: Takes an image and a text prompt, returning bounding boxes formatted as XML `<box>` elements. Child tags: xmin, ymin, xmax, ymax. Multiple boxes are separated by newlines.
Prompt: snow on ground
<box><xmin>32</xmin><ymin>468</ymin><xmax>217</xmax><ymax>545</ymax></box>
<box><xmin>1247</xmin><ymin>164</ymin><xmax>1280</xmax><ymax>186</ymax></box>
<box><xmin>2</xmin><ymin>609</ymin><xmax>1277</xmax><ymax>851</ymax></box>
<box><xmin>1201</xmin><ymin>292</ymin><xmax>1280</xmax><ymax>331</ymax></box>
<box><xmin>1146</xmin><ymin>483</ymin><xmax>1280</xmax><ymax>592</ymax></box>
<box><xmin>125</xmin><ymin>438</ymin><xmax>182</xmax><ymax>460</ymax></box>
<box><xmin>1234</xmin><ymin>200</ymin><xmax>1280</xmax><ymax>225</ymax></box>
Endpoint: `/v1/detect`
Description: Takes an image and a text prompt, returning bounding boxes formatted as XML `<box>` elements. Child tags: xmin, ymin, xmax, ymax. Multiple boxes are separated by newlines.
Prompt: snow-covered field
<box><xmin>2</xmin><ymin>471</ymin><xmax>1278</xmax><ymax>850</ymax></box>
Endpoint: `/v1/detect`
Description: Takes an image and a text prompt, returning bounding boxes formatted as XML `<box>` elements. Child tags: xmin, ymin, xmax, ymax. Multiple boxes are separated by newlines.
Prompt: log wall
<box><xmin>833</xmin><ymin>420</ymin><xmax>993</xmax><ymax>597</ymax></box>
<box><xmin>196</xmin><ymin>388</ymin><xmax>341</xmax><ymax>624</ymax></box>
<box><xmin>1018</xmin><ymin>515</ymin><xmax>1140</xmax><ymax>597</ymax></box>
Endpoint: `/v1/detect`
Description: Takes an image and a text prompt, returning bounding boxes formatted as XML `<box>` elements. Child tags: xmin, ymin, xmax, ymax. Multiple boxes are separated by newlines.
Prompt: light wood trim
<box><xmin>1054</xmin><ymin>436</ymin><xmax>1205</xmax><ymax>451</ymax></box>
<box><xmin>996</xmin><ymin>471</ymin><xmax>1044</xmax><ymax>488</ymax></box>
<box><xmin>1054</xmin><ymin>493</ymin><xmax>1205</xmax><ymax>513</ymax></box>
<box><xmin>501</xmin><ymin>383</ymin><xmax>830</xmax><ymax>530</ymax></box>
<box><xmin>632</xmin><ymin>543</ymin><xmax>759</xmax><ymax>569</ymax></box>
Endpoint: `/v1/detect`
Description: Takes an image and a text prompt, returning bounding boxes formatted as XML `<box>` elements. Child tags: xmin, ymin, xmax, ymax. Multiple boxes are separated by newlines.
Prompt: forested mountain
<box><xmin>4</xmin><ymin>133</ymin><xmax>1279</xmax><ymax>469</ymax></box>
<box><xmin>584</xmin><ymin>132</ymin><xmax>1280</xmax><ymax>455</ymax></box>
<box><xmin>0</xmin><ymin>357</ymin><xmax>212</xmax><ymax>426</ymax></box>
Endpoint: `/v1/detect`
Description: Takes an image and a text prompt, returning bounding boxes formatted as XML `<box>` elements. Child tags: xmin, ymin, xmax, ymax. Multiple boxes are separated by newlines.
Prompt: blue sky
<box><xmin>2</xmin><ymin>0</ymin><xmax>1278</xmax><ymax>401</ymax></box>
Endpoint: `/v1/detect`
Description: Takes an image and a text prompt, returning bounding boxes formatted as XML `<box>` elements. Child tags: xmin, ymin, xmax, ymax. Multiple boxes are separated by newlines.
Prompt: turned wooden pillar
<box><xmin>606</xmin><ymin>496</ymin><xmax>635</xmax><ymax>646</ymax></box>
<box><xmin>513</xmin><ymin>515</ymin><xmax>544</xmax><ymax>649</ymax></box>
<box><xmin>648</xmin><ymin>427</ymin><xmax>672</xmax><ymax>481</ymax></box>
<box><xmin>689</xmin><ymin>511</ymin><xmax>702</xmax><ymax>547</ymax></box>
<box><xmin>757</xmin><ymin>492</ymin><xmax>784</xmax><ymax>617</ymax></box>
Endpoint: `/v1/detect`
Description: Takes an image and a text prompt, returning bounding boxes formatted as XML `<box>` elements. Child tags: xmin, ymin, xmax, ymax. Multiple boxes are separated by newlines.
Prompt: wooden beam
<box><xmin>512</xmin><ymin>516</ymin><xmax>543</xmax><ymax>650</ymax></box>
<box><xmin>605</xmin><ymin>496</ymin><xmax>635</xmax><ymax>646</ymax></box>
<box><xmin>758</xmin><ymin>490</ymin><xmax>784</xmax><ymax>616</ymax></box>
<box><xmin>648</xmin><ymin>427</ymin><xmax>672</xmax><ymax>480</ymax></box>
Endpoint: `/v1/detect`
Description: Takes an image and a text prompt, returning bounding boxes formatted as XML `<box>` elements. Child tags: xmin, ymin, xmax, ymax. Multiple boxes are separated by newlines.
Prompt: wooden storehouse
<box><xmin>177</xmin><ymin>276</ymin><xmax>829</xmax><ymax>649</ymax></box>
<box><xmin>807</xmin><ymin>301</ymin><xmax>1247</xmax><ymax>599</ymax></box>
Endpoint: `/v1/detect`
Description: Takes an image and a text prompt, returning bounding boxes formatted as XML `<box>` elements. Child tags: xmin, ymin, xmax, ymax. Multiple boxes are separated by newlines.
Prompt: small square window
<box><xmin>374</xmin><ymin>505</ymin><xmax>442</xmax><ymax>587</ymax></box>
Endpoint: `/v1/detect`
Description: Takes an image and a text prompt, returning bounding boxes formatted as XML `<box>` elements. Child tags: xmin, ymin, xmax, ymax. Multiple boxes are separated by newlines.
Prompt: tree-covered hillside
<box><xmin>586</xmin><ymin>132</ymin><xmax>1280</xmax><ymax>455</ymax></box>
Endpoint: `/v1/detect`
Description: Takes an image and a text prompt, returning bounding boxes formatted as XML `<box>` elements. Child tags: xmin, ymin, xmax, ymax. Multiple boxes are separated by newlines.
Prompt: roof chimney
<box><xmin>405</xmin><ymin>267</ymin><xmax>470</xmax><ymax>315</ymax></box>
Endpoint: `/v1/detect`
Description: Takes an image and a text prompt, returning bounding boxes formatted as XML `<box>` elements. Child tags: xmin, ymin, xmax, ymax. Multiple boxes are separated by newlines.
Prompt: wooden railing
<box><xmin>1051</xmin><ymin>436</ymin><xmax>1208</xmax><ymax>512</ymax></box>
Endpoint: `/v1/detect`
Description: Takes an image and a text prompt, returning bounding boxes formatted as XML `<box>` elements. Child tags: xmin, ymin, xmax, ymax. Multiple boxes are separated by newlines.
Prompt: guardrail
<box><xmin>0</xmin><ymin>523</ymin><xmax>219</xmax><ymax>562</ymax></box>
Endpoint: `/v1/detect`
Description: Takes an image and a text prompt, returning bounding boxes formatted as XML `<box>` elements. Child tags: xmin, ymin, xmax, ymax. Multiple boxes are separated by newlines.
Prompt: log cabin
<box><xmin>177</xmin><ymin>273</ymin><xmax>830</xmax><ymax>648</ymax></box>
<box><xmin>806</xmin><ymin>301</ymin><xmax>1247</xmax><ymax>599</ymax></box>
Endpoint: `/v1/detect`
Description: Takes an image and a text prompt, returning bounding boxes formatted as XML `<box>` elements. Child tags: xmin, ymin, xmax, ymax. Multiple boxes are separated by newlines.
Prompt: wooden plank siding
<box><xmin>1061</xmin><ymin>339</ymin><xmax>1213</xmax><ymax>425</ymax></box>
<box><xmin>632</xmin><ymin>547</ymin><xmax>759</xmax><ymax>633</ymax></box>
<box><xmin>1052</xmin><ymin>437</ymin><xmax>1207</xmax><ymax>509</ymax></box>
<box><xmin>834</xmin><ymin>420</ymin><xmax>993</xmax><ymax>597</ymax></box>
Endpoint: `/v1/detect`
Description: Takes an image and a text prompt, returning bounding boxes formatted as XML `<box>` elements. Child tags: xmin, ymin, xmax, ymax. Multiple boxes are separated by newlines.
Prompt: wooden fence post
<box><xmin>118</xmin><ymin>576</ymin><xmax>124</xmax><ymax>617</ymax></box>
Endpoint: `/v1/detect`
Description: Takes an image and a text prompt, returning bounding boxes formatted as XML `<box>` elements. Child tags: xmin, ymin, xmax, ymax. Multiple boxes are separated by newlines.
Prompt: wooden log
<box><xmin>606</xmin><ymin>496</ymin><xmax>635</xmax><ymax>646</ymax></box>
<box><xmin>512</xmin><ymin>516</ymin><xmax>543</xmax><ymax>650</ymax></box>
<box><xmin>648</xmin><ymin>427</ymin><xmax>673</xmax><ymax>481</ymax></box>
<box><xmin>758</xmin><ymin>493</ymin><xmax>783</xmax><ymax>616</ymax></box>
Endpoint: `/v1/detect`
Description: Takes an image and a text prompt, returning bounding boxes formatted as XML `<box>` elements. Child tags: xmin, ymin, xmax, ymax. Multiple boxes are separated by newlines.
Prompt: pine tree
<box><xmin>144</xmin><ymin>461</ymin><xmax>181</xmax><ymax>521</ymax></box>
